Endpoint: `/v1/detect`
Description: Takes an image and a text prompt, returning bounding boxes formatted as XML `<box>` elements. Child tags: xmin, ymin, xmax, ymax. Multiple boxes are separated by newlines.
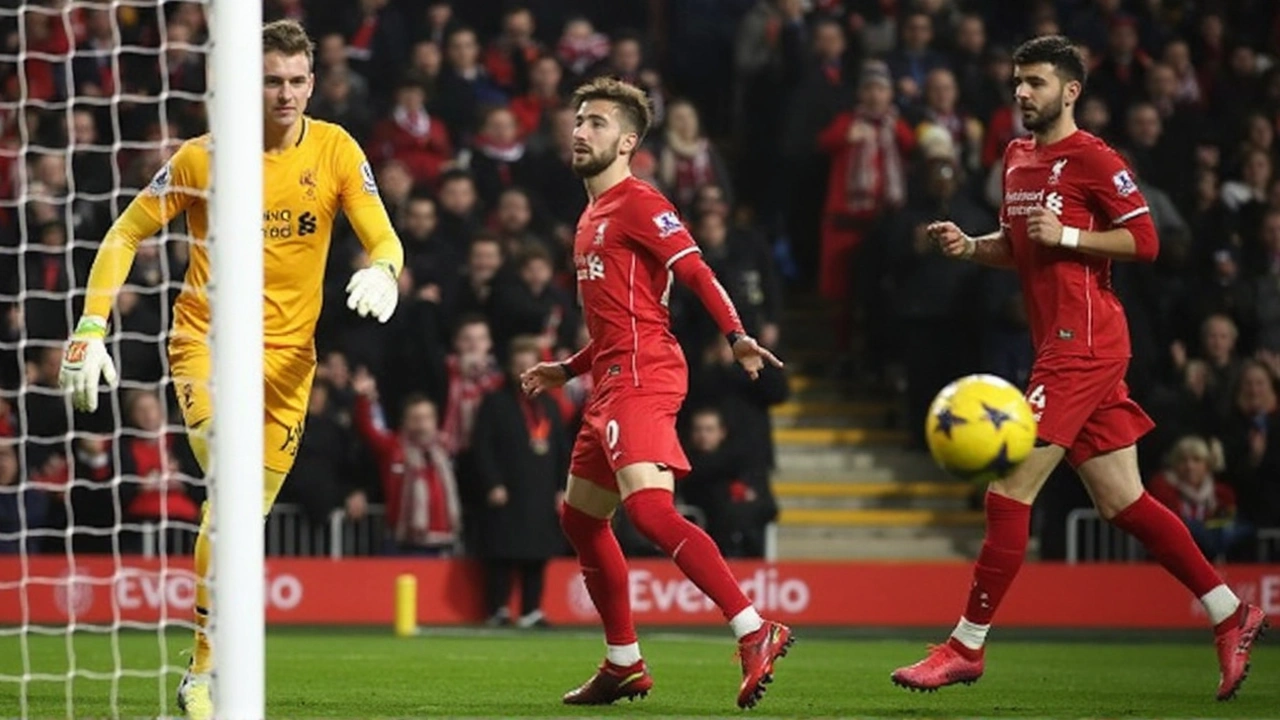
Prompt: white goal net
<box><xmin>0</xmin><ymin>1</ymin><xmax>213</xmax><ymax>717</ymax></box>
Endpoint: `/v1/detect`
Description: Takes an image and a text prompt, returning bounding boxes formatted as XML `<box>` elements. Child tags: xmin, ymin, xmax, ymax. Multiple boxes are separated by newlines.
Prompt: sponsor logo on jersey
<box><xmin>359</xmin><ymin>161</ymin><xmax>378</xmax><ymax>195</ymax></box>
<box><xmin>263</xmin><ymin>208</ymin><xmax>296</xmax><ymax>239</ymax></box>
<box><xmin>652</xmin><ymin>211</ymin><xmax>683</xmax><ymax>238</ymax></box>
<box><xmin>1112</xmin><ymin>169</ymin><xmax>1137</xmax><ymax>197</ymax></box>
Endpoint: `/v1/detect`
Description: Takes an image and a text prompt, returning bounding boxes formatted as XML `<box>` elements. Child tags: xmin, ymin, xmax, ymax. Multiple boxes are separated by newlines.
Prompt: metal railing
<box><xmin>132</xmin><ymin>502</ymin><xmax>783</xmax><ymax>560</ymax></box>
<box><xmin>1067</xmin><ymin>508</ymin><xmax>1280</xmax><ymax>563</ymax></box>
<box><xmin>1065</xmin><ymin>508</ymin><xmax>1142</xmax><ymax>564</ymax></box>
<box><xmin>1258</xmin><ymin>527</ymin><xmax>1280</xmax><ymax>562</ymax></box>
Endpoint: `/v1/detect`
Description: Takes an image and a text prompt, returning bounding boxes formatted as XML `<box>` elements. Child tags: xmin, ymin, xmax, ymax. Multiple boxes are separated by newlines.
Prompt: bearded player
<box><xmin>520</xmin><ymin>77</ymin><xmax>792</xmax><ymax>709</ymax></box>
<box><xmin>890</xmin><ymin>35</ymin><xmax>1266</xmax><ymax>700</ymax></box>
<box><xmin>57</xmin><ymin>20</ymin><xmax>403</xmax><ymax>720</ymax></box>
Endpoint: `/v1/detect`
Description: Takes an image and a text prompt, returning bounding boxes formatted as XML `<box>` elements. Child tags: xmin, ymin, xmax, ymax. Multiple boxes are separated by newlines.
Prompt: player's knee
<box><xmin>1095</xmin><ymin>490</ymin><xmax>1141</xmax><ymax>521</ymax></box>
<box><xmin>621</xmin><ymin>488</ymin><xmax>680</xmax><ymax>538</ymax></box>
<box><xmin>560</xmin><ymin>502</ymin><xmax>609</xmax><ymax>544</ymax></box>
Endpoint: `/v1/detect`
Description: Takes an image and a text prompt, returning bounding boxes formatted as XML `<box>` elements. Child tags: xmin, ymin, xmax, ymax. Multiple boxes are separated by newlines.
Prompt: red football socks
<box><xmin>963</xmin><ymin>492</ymin><xmax>1032</xmax><ymax>625</ymax></box>
<box><xmin>1111</xmin><ymin>492</ymin><xmax>1222</xmax><ymax>597</ymax></box>
<box><xmin>623</xmin><ymin>488</ymin><xmax>752</xmax><ymax>620</ymax></box>
<box><xmin>560</xmin><ymin>504</ymin><xmax>637</xmax><ymax>646</ymax></box>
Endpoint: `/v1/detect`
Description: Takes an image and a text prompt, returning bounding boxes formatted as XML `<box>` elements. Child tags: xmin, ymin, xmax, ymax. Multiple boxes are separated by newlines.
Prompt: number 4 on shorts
<box><xmin>1026</xmin><ymin>383</ymin><xmax>1047</xmax><ymax>410</ymax></box>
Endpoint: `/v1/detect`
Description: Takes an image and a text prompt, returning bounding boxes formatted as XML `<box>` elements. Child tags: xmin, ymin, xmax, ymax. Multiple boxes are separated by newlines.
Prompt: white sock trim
<box><xmin>729</xmin><ymin>606</ymin><xmax>764</xmax><ymax>640</ymax></box>
<box><xmin>1200</xmin><ymin>584</ymin><xmax>1241</xmax><ymax>626</ymax></box>
<box><xmin>950</xmin><ymin>617</ymin><xmax>990</xmax><ymax>651</ymax></box>
<box><xmin>606</xmin><ymin>642</ymin><xmax>642</xmax><ymax>666</ymax></box>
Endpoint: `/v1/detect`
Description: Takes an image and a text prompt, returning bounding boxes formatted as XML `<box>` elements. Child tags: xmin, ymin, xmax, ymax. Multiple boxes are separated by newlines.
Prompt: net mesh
<box><xmin>0</xmin><ymin>1</ymin><xmax>212</xmax><ymax>717</ymax></box>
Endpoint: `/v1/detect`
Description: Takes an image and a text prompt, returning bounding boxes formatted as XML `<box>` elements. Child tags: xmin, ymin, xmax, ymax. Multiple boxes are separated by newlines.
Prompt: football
<box><xmin>924</xmin><ymin>374</ymin><xmax>1038</xmax><ymax>483</ymax></box>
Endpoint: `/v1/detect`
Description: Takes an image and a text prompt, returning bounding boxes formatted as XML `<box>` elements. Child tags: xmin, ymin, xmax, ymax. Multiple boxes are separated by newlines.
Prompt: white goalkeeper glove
<box><xmin>59</xmin><ymin>316</ymin><xmax>119</xmax><ymax>413</ymax></box>
<box><xmin>345</xmin><ymin>259</ymin><xmax>399</xmax><ymax>323</ymax></box>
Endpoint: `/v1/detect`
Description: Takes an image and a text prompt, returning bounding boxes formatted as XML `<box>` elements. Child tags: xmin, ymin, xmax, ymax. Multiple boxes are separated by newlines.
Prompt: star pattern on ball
<box><xmin>982</xmin><ymin>403</ymin><xmax>1012</xmax><ymax>430</ymax></box>
<box><xmin>989</xmin><ymin>442</ymin><xmax>1015</xmax><ymax>476</ymax></box>
<box><xmin>933</xmin><ymin>407</ymin><xmax>967</xmax><ymax>438</ymax></box>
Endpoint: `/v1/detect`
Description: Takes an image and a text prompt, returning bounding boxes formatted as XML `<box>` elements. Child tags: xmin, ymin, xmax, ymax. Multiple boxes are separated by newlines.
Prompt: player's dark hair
<box><xmin>263</xmin><ymin>19</ymin><xmax>315</xmax><ymax>70</ymax></box>
<box><xmin>1012</xmin><ymin>35</ymin><xmax>1087</xmax><ymax>86</ymax></box>
<box><xmin>570</xmin><ymin>76</ymin><xmax>653</xmax><ymax>143</ymax></box>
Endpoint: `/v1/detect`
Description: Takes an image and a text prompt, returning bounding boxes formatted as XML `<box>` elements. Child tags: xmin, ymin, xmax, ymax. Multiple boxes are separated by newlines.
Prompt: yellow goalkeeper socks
<box><xmin>187</xmin><ymin>464</ymin><xmax>287</xmax><ymax>676</ymax></box>
<box><xmin>192</xmin><ymin>512</ymin><xmax>213</xmax><ymax>674</ymax></box>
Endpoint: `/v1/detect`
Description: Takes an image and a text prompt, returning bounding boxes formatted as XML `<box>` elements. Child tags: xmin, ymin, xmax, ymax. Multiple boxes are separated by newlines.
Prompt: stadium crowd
<box><xmin>2</xmin><ymin>0</ymin><xmax>1280</xmax><ymax>613</ymax></box>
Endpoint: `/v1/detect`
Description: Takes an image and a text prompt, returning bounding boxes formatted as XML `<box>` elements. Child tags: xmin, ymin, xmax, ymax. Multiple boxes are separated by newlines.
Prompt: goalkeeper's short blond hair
<box><xmin>263</xmin><ymin>19</ymin><xmax>314</xmax><ymax>69</ymax></box>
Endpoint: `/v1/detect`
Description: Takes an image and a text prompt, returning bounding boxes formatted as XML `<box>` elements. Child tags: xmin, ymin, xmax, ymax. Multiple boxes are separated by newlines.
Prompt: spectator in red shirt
<box><xmin>1150</xmin><ymin>436</ymin><xmax>1254</xmax><ymax>561</ymax></box>
<box><xmin>370</xmin><ymin>81</ymin><xmax>454</xmax><ymax>189</ymax></box>
<box><xmin>817</xmin><ymin>60</ymin><xmax>914</xmax><ymax>367</ymax></box>
<box><xmin>352</xmin><ymin>369</ymin><xmax>460</xmax><ymax>555</ymax></box>
<box><xmin>120</xmin><ymin>390</ymin><xmax>201</xmax><ymax>529</ymax></box>
<box><xmin>509</xmin><ymin>55</ymin><xmax>564</xmax><ymax>140</ymax></box>
<box><xmin>483</xmin><ymin>6</ymin><xmax>544</xmax><ymax>95</ymax></box>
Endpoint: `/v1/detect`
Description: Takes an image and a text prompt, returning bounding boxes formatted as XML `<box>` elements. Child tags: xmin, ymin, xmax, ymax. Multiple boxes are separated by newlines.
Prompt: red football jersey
<box><xmin>1000</xmin><ymin>130</ymin><xmax>1152</xmax><ymax>359</ymax></box>
<box><xmin>573</xmin><ymin>176</ymin><xmax>700</xmax><ymax>393</ymax></box>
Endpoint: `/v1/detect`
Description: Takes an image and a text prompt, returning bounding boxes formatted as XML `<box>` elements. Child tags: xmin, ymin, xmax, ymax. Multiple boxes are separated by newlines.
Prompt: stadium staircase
<box><xmin>770</xmin><ymin>296</ymin><xmax>986</xmax><ymax>560</ymax></box>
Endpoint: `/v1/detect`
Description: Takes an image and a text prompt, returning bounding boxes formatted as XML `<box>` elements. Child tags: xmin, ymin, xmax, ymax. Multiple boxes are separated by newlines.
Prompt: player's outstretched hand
<box><xmin>927</xmin><ymin>221</ymin><xmax>974</xmax><ymax>259</ymax></box>
<box><xmin>58</xmin><ymin>316</ymin><xmax>119</xmax><ymax>413</ymax></box>
<box><xmin>731</xmin><ymin>335</ymin><xmax>784</xmax><ymax>380</ymax></box>
<box><xmin>520</xmin><ymin>362</ymin><xmax>569</xmax><ymax>397</ymax></box>
<box><xmin>1026</xmin><ymin>207</ymin><xmax>1064</xmax><ymax>247</ymax></box>
<box><xmin>346</xmin><ymin>260</ymin><xmax>398</xmax><ymax>323</ymax></box>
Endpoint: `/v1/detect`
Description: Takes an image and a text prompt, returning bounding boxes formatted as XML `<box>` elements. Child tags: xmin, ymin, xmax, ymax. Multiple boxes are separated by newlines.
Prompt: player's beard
<box><xmin>571</xmin><ymin>139</ymin><xmax>620</xmax><ymax>179</ymax></box>
<box><xmin>1022</xmin><ymin>92</ymin><xmax>1065</xmax><ymax>132</ymax></box>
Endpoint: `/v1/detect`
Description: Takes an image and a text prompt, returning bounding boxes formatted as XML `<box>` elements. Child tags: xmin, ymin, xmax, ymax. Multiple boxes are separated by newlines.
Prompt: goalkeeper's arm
<box><xmin>61</xmin><ymin>202</ymin><xmax>165</xmax><ymax>412</ymax></box>
<box><xmin>344</xmin><ymin>200</ymin><xmax>405</xmax><ymax>324</ymax></box>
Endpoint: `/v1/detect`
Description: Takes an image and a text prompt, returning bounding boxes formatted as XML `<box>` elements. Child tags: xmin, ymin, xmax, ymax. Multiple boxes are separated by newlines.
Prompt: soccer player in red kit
<box><xmin>891</xmin><ymin>35</ymin><xmax>1267</xmax><ymax>700</ymax></box>
<box><xmin>520</xmin><ymin>77</ymin><xmax>794</xmax><ymax>709</ymax></box>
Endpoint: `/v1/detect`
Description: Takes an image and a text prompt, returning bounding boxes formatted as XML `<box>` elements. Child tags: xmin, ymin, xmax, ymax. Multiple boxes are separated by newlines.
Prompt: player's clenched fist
<box><xmin>1026</xmin><ymin>206</ymin><xmax>1064</xmax><ymax>247</ymax></box>
<box><xmin>928</xmin><ymin>221</ymin><xmax>975</xmax><ymax>259</ymax></box>
<box><xmin>59</xmin><ymin>316</ymin><xmax>119</xmax><ymax>413</ymax></box>
<box><xmin>520</xmin><ymin>361</ymin><xmax>570</xmax><ymax>397</ymax></box>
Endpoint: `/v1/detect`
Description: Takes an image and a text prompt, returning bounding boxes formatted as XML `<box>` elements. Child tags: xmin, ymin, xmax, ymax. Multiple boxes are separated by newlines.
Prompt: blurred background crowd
<box><xmin>2</xmin><ymin>0</ymin><xmax>1280</xmax><ymax>624</ymax></box>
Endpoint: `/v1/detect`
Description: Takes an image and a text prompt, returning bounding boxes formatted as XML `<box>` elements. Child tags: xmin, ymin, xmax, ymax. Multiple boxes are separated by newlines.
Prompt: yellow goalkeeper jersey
<box><xmin>83</xmin><ymin>117</ymin><xmax>402</xmax><ymax>348</ymax></box>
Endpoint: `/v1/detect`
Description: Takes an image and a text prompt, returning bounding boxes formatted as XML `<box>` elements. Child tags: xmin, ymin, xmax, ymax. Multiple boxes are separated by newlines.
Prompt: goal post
<box><xmin>208</xmin><ymin>0</ymin><xmax>264</xmax><ymax>717</ymax></box>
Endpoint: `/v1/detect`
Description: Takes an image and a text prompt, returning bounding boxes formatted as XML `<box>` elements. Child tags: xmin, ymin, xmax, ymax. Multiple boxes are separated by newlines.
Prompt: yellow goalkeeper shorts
<box><xmin>168</xmin><ymin>336</ymin><xmax>316</xmax><ymax>475</ymax></box>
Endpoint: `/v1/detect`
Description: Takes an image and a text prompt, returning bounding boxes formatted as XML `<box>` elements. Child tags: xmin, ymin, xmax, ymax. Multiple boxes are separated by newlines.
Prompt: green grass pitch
<box><xmin>0</xmin><ymin>627</ymin><xmax>1276</xmax><ymax>718</ymax></box>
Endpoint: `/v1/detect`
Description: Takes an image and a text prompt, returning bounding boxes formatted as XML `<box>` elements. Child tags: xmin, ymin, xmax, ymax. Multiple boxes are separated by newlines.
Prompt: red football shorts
<box><xmin>1025</xmin><ymin>356</ymin><xmax>1154</xmax><ymax>467</ymax></box>
<box><xmin>569</xmin><ymin>389</ymin><xmax>691</xmax><ymax>491</ymax></box>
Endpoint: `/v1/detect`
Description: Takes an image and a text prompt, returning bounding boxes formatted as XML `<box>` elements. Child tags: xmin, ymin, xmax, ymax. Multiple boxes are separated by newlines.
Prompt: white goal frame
<box><xmin>209</xmin><ymin>0</ymin><xmax>264</xmax><ymax>717</ymax></box>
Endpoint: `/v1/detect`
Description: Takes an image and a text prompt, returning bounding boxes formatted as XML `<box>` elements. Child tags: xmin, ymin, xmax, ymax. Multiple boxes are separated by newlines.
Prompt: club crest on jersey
<box><xmin>1048</xmin><ymin>158</ymin><xmax>1068</xmax><ymax>184</ymax></box>
<box><xmin>299</xmin><ymin>168</ymin><xmax>317</xmax><ymax>201</ymax></box>
<box><xmin>1044</xmin><ymin>191</ymin><xmax>1064</xmax><ymax>216</ymax></box>
<box><xmin>359</xmin><ymin>161</ymin><xmax>378</xmax><ymax>195</ymax></box>
<box><xmin>1112</xmin><ymin>169</ymin><xmax>1137</xmax><ymax>197</ymax></box>
<box><xmin>576</xmin><ymin>252</ymin><xmax>605</xmax><ymax>281</ymax></box>
<box><xmin>146</xmin><ymin>162</ymin><xmax>172</xmax><ymax>196</ymax></box>
<box><xmin>652</xmin><ymin>211</ymin><xmax>683</xmax><ymax>238</ymax></box>
<box><xmin>594</xmin><ymin>220</ymin><xmax>608</xmax><ymax>246</ymax></box>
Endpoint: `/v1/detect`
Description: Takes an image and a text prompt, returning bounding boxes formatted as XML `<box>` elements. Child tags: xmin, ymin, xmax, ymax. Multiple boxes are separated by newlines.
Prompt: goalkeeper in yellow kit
<box><xmin>57</xmin><ymin>20</ymin><xmax>403</xmax><ymax>720</ymax></box>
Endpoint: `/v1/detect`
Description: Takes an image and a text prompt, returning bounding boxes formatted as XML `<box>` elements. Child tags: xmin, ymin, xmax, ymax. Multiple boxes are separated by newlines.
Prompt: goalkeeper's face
<box><xmin>571</xmin><ymin>99</ymin><xmax>637</xmax><ymax>179</ymax></box>
<box><xmin>263</xmin><ymin>51</ymin><xmax>314</xmax><ymax>130</ymax></box>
